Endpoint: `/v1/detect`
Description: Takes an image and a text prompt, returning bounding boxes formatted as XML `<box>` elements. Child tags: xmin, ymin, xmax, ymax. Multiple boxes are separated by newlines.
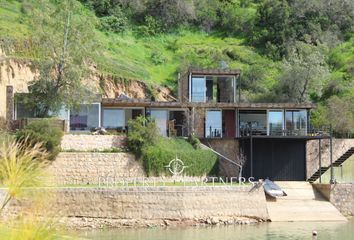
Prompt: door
<box><xmin>205</xmin><ymin>110</ymin><xmax>222</xmax><ymax>138</ymax></box>
<box><xmin>224</xmin><ymin>110</ymin><xmax>236</xmax><ymax>137</ymax></box>
<box><xmin>191</xmin><ymin>77</ymin><xmax>206</xmax><ymax>102</ymax></box>
<box><xmin>150</xmin><ymin>110</ymin><xmax>168</xmax><ymax>136</ymax></box>
<box><xmin>241</xmin><ymin>138</ymin><xmax>306</xmax><ymax>181</ymax></box>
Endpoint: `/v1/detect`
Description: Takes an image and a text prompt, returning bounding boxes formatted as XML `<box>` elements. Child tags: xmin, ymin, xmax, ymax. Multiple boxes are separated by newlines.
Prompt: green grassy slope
<box><xmin>0</xmin><ymin>0</ymin><xmax>352</xmax><ymax>102</ymax></box>
<box><xmin>0</xmin><ymin>0</ymin><xmax>279</xmax><ymax>97</ymax></box>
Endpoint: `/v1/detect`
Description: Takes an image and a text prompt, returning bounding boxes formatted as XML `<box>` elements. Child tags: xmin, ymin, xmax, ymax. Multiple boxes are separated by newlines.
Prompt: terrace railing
<box><xmin>239</xmin><ymin>126</ymin><xmax>331</xmax><ymax>138</ymax></box>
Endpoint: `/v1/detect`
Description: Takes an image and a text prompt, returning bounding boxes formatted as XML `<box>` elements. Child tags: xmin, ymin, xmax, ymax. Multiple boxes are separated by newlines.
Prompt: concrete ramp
<box><xmin>266</xmin><ymin>181</ymin><xmax>347</xmax><ymax>222</ymax></box>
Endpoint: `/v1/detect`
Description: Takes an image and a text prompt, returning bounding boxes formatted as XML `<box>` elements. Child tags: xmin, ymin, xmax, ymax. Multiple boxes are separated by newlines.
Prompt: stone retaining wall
<box><xmin>201</xmin><ymin>139</ymin><xmax>240</xmax><ymax>177</ymax></box>
<box><xmin>61</xmin><ymin>134</ymin><xmax>126</xmax><ymax>151</ymax></box>
<box><xmin>313</xmin><ymin>183</ymin><xmax>354</xmax><ymax>216</ymax></box>
<box><xmin>1</xmin><ymin>186</ymin><xmax>269</xmax><ymax>225</ymax></box>
<box><xmin>330</xmin><ymin>183</ymin><xmax>354</xmax><ymax>216</ymax></box>
<box><xmin>48</xmin><ymin>152</ymin><xmax>145</xmax><ymax>185</ymax></box>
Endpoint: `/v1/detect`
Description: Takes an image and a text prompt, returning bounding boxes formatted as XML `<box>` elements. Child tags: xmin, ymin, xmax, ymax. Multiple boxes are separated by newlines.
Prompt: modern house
<box><xmin>9</xmin><ymin>68</ymin><xmax>331</xmax><ymax>181</ymax></box>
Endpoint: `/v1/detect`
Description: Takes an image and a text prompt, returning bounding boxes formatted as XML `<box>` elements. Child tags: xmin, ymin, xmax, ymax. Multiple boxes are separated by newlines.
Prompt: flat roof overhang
<box><xmin>102</xmin><ymin>99</ymin><xmax>315</xmax><ymax>110</ymax></box>
<box><xmin>189</xmin><ymin>68</ymin><xmax>241</xmax><ymax>76</ymax></box>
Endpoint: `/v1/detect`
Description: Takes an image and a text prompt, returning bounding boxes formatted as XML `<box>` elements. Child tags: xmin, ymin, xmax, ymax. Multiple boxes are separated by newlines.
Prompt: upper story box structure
<box><xmin>178</xmin><ymin>68</ymin><xmax>241</xmax><ymax>103</ymax></box>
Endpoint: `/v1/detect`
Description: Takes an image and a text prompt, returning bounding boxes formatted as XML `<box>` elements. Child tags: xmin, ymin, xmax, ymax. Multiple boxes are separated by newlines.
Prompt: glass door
<box><xmin>191</xmin><ymin>76</ymin><xmax>206</xmax><ymax>102</ymax></box>
<box><xmin>150</xmin><ymin>110</ymin><xmax>168</xmax><ymax>137</ymax></box>
<box><xmin>267</xmin><ymin>110</ymin><xmax>284</xmax><ymax>136</ymax></box>
<box><xmin>205</xmin><ymin>110</ymin><xmax>222</xmax><ymax>138</ymax></box>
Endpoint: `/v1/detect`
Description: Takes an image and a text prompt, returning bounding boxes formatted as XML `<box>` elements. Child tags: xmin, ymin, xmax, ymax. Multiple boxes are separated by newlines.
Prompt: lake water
<box><xmin>79</xmin><ymin>220</ymin><xmax>354</xmax><ymax>240</ymax></box>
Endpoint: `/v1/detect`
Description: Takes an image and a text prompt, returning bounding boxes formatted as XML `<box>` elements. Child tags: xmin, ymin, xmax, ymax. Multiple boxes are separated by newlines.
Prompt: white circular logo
<box><xmin>165</xmin><ymin>156</ymin><xmax>187</xmax><ymax>176</ymax></box>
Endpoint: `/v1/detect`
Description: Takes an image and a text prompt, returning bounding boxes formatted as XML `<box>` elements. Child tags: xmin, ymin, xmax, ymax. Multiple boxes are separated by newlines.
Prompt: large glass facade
<box><xmin>285</xmin><ymin>110</ymin><xmax>307</xmax><ymax>136</ymax></box>
<box><xmin>205</xmin><ymin>110</ymin><xmax>222</xmax><ymax>138</ymax></box>
<box><xmin>103</xmin><ymin>108</ymin><xmax>125</xmax><ymax>129</ymax></box>
<box><xmin>239</xmin><ymin>110</ymin><xmax>267</xmax><ymax>136</ymax></box>
<box><xmin>191</xmin><ymin>75</ymin><xmax>236</xmax><ymax>103</ymax></box>
<box><xmin>268</xmin><ymin>110</ymin><xmax>284</xmax><ymax>136</ymax></box>
<box><xmin>191</xmin><ymin>77</ymin><xmax>206</xmax><ymax>102</ymax></box>
<box><xmin>70</xmin><ymin>104</ymin><xmax>100</xmax><ymax>131</ymax></box>
<box><xmin>15</xmin><ymin>101</ymin><xmax>36</xmax><ymax>119</ymax></box>
<box><xmin>150</xmin><ymin>110</ymin><xmax>168</xmax><ymax>137</ymax></box>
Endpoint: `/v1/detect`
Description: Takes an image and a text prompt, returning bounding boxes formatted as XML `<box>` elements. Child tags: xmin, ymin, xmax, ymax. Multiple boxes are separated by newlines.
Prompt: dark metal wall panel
<box><xmin>240</xmin><ymin>138</ymin><xmax>306</xmax><ymax>181</ymax></box>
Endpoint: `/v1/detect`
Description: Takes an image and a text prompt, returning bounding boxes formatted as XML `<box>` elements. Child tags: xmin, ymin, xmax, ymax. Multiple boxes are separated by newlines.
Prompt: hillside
<box><xmin>0</xmin><ymin>0</ymin><xmax>354</xmax><ymax>132</ymax></box>
<box><xmin>0</xmin><ymin>0</ymin><xmax>280</xmax><ymax>98</ymax></box>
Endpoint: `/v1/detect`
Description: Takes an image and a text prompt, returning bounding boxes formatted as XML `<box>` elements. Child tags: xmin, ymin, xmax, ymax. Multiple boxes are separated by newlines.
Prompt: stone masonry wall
<box><xmin>306</xmin><ymin>139</ymin><xmax>354</xmax><ymax>179</ymax></box>
<box><xmin>1</xmin><ymin>186</ymin><xmax>269</xmax><ymax>222</ymax></box>
<box><xmin>48</xmin><ymin>152</ymin><xmax>145</xmax><ymax>185</ymax></box>
<box><xmin>330</xmin><ymin>183</ymin><xmax>354</xmax><ymax>216</ymax></box>
<box><xmin>61</xmin><ymin>134</ymin><xmax>126</xmax><ymax>151</ymax></box>
<box><xmin>313</xmin><ymin>183</ymin><xmax>354</xmax><ymax>216</ymax></box>
<box><xmin>201</xmin><ymin>139</ymin><xmax>240</xmax><ymax>178</ymax></box>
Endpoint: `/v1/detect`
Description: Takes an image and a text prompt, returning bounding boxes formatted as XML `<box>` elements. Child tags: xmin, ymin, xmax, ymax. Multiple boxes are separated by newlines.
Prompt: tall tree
<box><xmin>276</xmin><ymin>42</ymin><xmax>329</xmax><ymax>103</ymax></box>
<box><xmin>24</xmin><ymin>0</ymin><xmax>100</xmax><ymax>117</ymax></box>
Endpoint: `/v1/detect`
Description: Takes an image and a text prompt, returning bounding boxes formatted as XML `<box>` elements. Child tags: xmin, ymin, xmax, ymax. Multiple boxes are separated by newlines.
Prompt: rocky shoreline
<box><xmin>62</xmin><ymin>216</ymin><xmax>266</xmax><ymax>230</ymax></box>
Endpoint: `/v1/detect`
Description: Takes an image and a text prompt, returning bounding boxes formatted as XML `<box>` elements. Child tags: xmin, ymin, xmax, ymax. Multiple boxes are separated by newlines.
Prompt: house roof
<box><xmin>189</xmin><ymin>67</ymin><xmax>241</xmax><ymax>76</ymax></box>
<box><xmin>102</xmin><ymin>98</ymin><xmax>315</xmax><ymax>109</ymax></box>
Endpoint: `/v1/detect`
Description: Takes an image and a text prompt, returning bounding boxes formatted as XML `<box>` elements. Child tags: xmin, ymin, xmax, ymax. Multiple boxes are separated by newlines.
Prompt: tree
<box><xmin>252</xmin><ymin>0</ymin><xmax>291</xmax><ymax>59</ymax></box>
<box><xmin>276</xmin><ymin>42</ymin><xmax>329</xmax><ymax>103</ymax></box>
<box><xmin>326</xmin><ymin>96</ymin><xmax>354</xmax><ymax>135</ymax></box>
<box><xmin>25</xmin><ymin>0</ymin><xmax>100</xmax><ymax>117</ymax></box>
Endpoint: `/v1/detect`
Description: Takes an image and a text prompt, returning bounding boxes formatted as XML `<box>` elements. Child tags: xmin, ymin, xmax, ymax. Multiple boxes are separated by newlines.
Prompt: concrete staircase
<box><xmin>266</xmin><ymin>181</ymin><xmax>347</xmax><ymax>222</ymax></box>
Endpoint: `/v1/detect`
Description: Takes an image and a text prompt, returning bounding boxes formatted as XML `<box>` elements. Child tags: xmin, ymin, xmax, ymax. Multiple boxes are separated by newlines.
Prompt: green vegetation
<box><xmin>16</xmin><ymin>119</ymin><xmax>64</xmax><ymax>160</ymax></box>
<box><xmin>0</xmin><ymin>0</ymin><xmax>353</xmax><ymax>133</ymax></box>
<box><xmin>0</xmin><ymin>133</ymin><xmax>48</xmax><ymax>211</ymax></box>
<box><xmin>127</xmin><ymin>117</ymin><xmax>218</xmax><ymax>176</ymax></box>
<box><xmin>127</xmin><ymin>116</ymin><xmax>159</xmax><ymax>156</ymax></box>
<box><xmin>142</xmin><ymin>137</ymin><xmax>218</xmax><ymax>177</ymax></box>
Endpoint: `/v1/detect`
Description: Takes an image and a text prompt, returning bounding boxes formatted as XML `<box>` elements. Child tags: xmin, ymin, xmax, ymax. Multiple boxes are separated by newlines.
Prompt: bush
<box><xmin>136</xmin><ymin>15</ymin><xmax>163</xmax><ymax>37</ymax></box>
<box><xmin>127</xmin><ymin>116</ymin><xmax>158</xmax><ymax>155</ymax></box>
<box><xmin>142</xmin><ymin>138</ymin><xmax>218</xmax><ymax>177</ymax></box>
<box><xmin>100</xmin><ymin>14</ymin><xmax>128</xmax><ymax>33</ymax></box>
<box><xmin>15</xmin><ymin>119</ymin><xmax>63</xmax><ymax>160</ymax></box>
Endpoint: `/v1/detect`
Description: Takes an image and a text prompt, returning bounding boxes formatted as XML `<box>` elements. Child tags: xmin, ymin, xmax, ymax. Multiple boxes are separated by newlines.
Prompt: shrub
<box><xmin>142</xmin><ymin>138</ymin><xmax>218</xmax><ymax>177</ymax></box>
<box><xmin>15</xmin><ymin>119</ymin><xmax>63</xmax><ymax>160</ymax></box>
<box><xmin>136</xmin><ymin>15</ymin><xmax>163</xmax><ymax>37</ymax></box>
<box><xmin>127</xmin><ymin>116</ymin><xmax>158</xmax><ymax>155</ymax></box>
<box><xmin>100</xmin><ymin>15</ymin><xmax>128</xmax><ymax>33</ymax></box>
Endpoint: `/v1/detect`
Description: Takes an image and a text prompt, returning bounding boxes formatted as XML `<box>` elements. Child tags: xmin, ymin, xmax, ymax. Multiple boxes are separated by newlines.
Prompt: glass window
<box><xmin>285</xmin><ymin>110</ymin><xmax>307</xmax><ymax>136</ymax></box>
<box><xmin>70</xmin><ymin>104</ymin><xmax>100</xmax><ymax>131</ymax></box>
<box><xmin>150</xmin><ymin>110</ymin><xmax>168</xmax><ymax>137</ymax></box>
<box><xmin>239</xmin><ymin>110</ymin><xmax>267</xmax><ymax>136</ymax></box>
<box><xmin>217</xmin><ymin>76</ymin><xmax>236</xmax><ymax>103</ymax></box>
<box><xmin>268</xmin><ymin>110</ymin><xmax>284</xmax><ymax>136</ymax></box>
<box><xmin>15</xmin><ymin>103</ymin><xmax>36</xmax><ymax>119</ymax></box>
<box><xmin>205</xmin><ymin>110</ymin><xmax>222</xmax><ymax>138</ymax></box>
<box><xmin>191</xmin><ymin>77</ymin><xmax>206</xmax><ymax>102</ymax></box>
<box><xmin>103</xmin><ymin>108</ymin><xmax>125</xmax><ymax>129</ymax></box>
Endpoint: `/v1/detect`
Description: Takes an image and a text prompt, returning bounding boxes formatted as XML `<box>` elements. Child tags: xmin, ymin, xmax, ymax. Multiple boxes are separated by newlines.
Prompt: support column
<box><xmin>330</xmin><ymin>124</ymin><xmax>334</xmax><ymax>184</ymax></box>
<box><xmin>6</xmin><ymin>85</ymin><xmax>14</xmax><ymax>129</ymax></box>
<box><xmin>250</xmin><ymin>126</ymin><xmax>253</xmax><ymax>177</ymax></box>
<box><xmin>319</xmin><ymin>138</ymin><xmax>322</xmax><ymax>183</ymax></box>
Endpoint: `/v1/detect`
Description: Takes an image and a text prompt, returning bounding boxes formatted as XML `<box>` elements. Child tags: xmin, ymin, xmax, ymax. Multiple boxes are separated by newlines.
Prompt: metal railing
<box><xmin>239</xmin><ymin>126</ymin><xmax>331</xmax><ymax>138</ymax></box>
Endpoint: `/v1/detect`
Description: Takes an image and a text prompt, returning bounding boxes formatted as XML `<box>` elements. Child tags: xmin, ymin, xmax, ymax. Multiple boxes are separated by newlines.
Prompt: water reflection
<box><xmin>80</xmin><ymin>220</ymin><xmax>352</xmax><ymax>240</ymax></box>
